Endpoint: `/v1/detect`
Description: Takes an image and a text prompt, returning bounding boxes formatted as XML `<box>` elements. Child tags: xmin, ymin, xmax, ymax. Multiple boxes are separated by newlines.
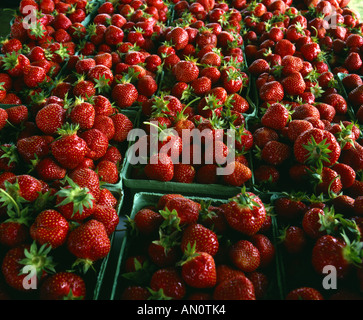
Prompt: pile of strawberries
<box><xmin>0</xmin><ymin>0</ymin><xmax>362</xmax><ymax>301</ymax></box>
<box><xmin>121</xmin><ymin>192</ymin><xmax>277</xmax><ymax>300</ymax></box>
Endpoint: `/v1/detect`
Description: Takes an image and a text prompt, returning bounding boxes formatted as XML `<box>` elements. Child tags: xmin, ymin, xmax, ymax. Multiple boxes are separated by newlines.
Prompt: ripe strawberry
<box><xmin>96</xmin><ymin>160</ymin><xmax>119</xmax><ymax>184</ymax></box>
<box><xmin>6</xmin><ymin>105</ymin><xmax>28</xmax><ymax>126</ymax></box>
<box><xmin>286</xmin><ymin>287</ymin><xmax>324</xmax><ymax>300</ymax></box>
<box><xmin>5</xmin><ymin>174</ymin><xmax>43</xmax><ymax>203</ymax></box>
<box><xmin>91</xmin><ymin>204</ymin><xmax>119</xmax><ymax>236</ymax></box>
<box><xmin>261</xmin><ymin>103</ymin><xmax>290</xmax><ymax>131</ymax></box>
<box><xmin>110</xmin><ymin>112</ymin><xmax>134</xmax><ymax>143</ymax></box>
<box><xmin>223</xmin><ymin>161</ymin><xmax>252</xmax><ymax>186</ymax></box>
<box><xmin>97</xmin><ymin>188</ymin><xmax>118</xmax><ymax>208</ymax></box>
<box><xmin>144</xmin><ymin>153</ymin><xmax>174</xmax><ymax>182</ymax></box>
<box><xmin>259</xmin><ymin>81</ymin><xmax>284</xmax><ymax>102</ymax></box>
<box><xmin>23</xmin><ymin>65</ymin><xmax>46</xmax><ymax>88</ymax></box>
<box><xmin>172</xmin><ymin>59</ymin><xmax>199</xmax><ymax>83</ymax></box>
<box><xmin>35</xmin><ymin>103</ymin><xmax>66</xmax><ymax>135</ymax></box>
<box><xmin>229</xmin><ymin>240</ymin><xmax>260</xmax><ymax>273</ymax></box>
<box><xmin>181</xmin><ymin>223</ymin><xmax>219</xmax><ymax>257</ymax></box>
<box><xmin>39</xmin><ymin>272</ymin><xmax>86</xmax><ymax>300</ymax></box>
<box><xmin>281</xmin><ymin>72</ymin><xmax>306</xmax><ymax>95</ymax></box>
<box><xmin>173</xmin><ymin>163</ymin><xmax>195</xmax><ymax>183</ymax></box>
<box><xmin>16</xmin><ymin>135</ymin><xmax>50</xmax><ymax>164</ymax></box>
<box><xmin>162</xmin><ymin>196</ymin><xmax>201</xmax><ymax>227</ymax></box>
<box><xmin>0</xmin><ymin>108</ymin><xmax>8</xmax><ymax>130</ymax></box>
<box><xmin>294</xmin><ymin>128</ymin><xmax>341</xmax><ymax>167</ymax></box>
<box><xmin>112</xmin><ymin>82</ymin><xmax>138</xmax><ymax>109</ymax></box>
<box><xmin>1</xmin><ymin>242</ymin><xmax>55</xmax><ymax>291</ymax></box>
<box><xmin>35</xmin><ymin>157</ymin><xmax>67</xmax><ymax>182</ymax></box>
<box><xmin>69</xmin><ymin>100</ymin><xmax>95</xmax><ymax>130</ymax></box>
<box><xmin>279</xmin><ymin>225</ymin><xmax>306</xmax><ymax>254</ymax></box>
<box><xmin>180</xmin><ymin>248</ymin><xmax>217</xmax><ymax>289</ymax></box>
<box><xmin>311</xmin><ymin>234</ymin><xmax>362</xmax><ymax>279</ymax></box>
<box><xmin>132</xmin><ymin>208</ymin><xmax>163</xmax><ymax>236</ymax></box>
<box><xmin>121</xmin><ymin>286</ymin><xmax>151</xmax><ymax>300</ymax></box>
<box><xmin>0</xmin><ymin>220</ymin><xmax>29</xmax><ymax>248</ymax></box>
<box><xmin>67</xmin><ymin>219</ymin><xmax>111</xmax><ymax>272</ymax></box>
<box><xmin>261</xmin><ymin>140</ymin><xmax>291</xmax><ymax>166</ymax></box>
<box><xmin>250</xmin><ymin>233</ymin><xmax>275</xmax><ymax>268</ymax></box>
<box><xmin>274</xmin><ymin>196</ymin><xmax>307</xmax><ymax>221</ymax></box>
<box><xmin>50</xmin><ymin>124</ymin><xmax>89</xmax><ymax>169</ymax></box>
<box><xmin>55</xmin><ymin>177</ymin><xmax>96</xmax><ymax>221</ymax></box>
<box><xmin>30</xmin><ymin>209</ymin><xmax>69</xmax><ymax>249</ymax></box>
<box><xmin>223</xmin><ymin>190</ymin><xmax>266</xmax><ymax>235</ymax></box>
<box><xmin>314</xmin><ymin>166</ymin><xmax>343</xmax><ymax>195</ymax></box>
<box><xmin>149</xmin><ymin>267</ymin><xmax>186</xmax><ymax>300</ymax></box>
<box><xmin>80</xmin><ymin>128</ymin><xmax>109</xmax><ymax>161</ymax></box>
<box><xmin>213</xmin><ymin>275</ymin><xmax>256</xmax><ymax>300</ymax></box>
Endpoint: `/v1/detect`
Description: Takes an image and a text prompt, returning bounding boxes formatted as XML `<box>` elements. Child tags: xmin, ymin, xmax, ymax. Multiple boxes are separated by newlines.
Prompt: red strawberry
<box><xmin>181</xmin><ymin>223</ymin><xmax>219</xmax><ymax>257</ymax></box>
<box><xmin>35</xmin><ymin>103</ymin><xmax>66</xmax><ymax>135</ymax></box>
<box><xmin>173</xmin><ymin>163</ymin><xmax>195</xmax><ymax>183</ymax></box>
<box><xmin>162</xmin><ymin>196</ymin><xmax>201</xmax><ymax>227</ymax></box>
<box><xmin>286</xmin><ymin>287</ymin><xmax>324</xmax><ymax>300</ymax></box>
<box><xmin>96</xmin><ymin>160</ymin><xmax>119</xmax><ymax>184</ymax></box>
<box><xmin>250</xmin><ymin>233</ymin><xmax>275</xmax><ymax>268</ymax></box>
<box><xmin>0</xmin><ymin>108</ymin><xmax>8</xmax><ymax>130</ymax></box>
<box><xmin>39</xmin><ymin>272</ymin><xmax>86</xmax><ymax>300</ymax></box>
<box><xmin>30</xmin><ymin>209</ymin><xmax>69</xmax><ymax>249</ymax></box>
<box><xmin>67</xmin><ymin>219</ymin><xmax>111</xmax><ymax>272</ymax></box>
<box><xmin>213</xmin><ymin>275</ymin><xmax>256</xmax><ymax>300</ymax></box>
<box><xmin>223</xmin><ymin>189</ymin><xmax>266</xmax><ymax>235</ymax></box>
<box><xmin>6</xmin><ymin>105</ymin><xmax>28</xmax><ymax>125</ymax></box>
<box><xmin>23</xmin><ymin>65</ymin><xmax>46</xmax><ymax>88</ymax></box>
<box><xmin>281</xmin><ymin>72</ymin><xmax>306</xmax><ymax>95</ymax></box>
<box><xmin>16</xmin><ymin>135</ymin><xmax>50</xmax><ymax>164</ymax></box>
<box><xmin>133</xmin><ymin>208</ymin><xmax>163</xmax><ymax>236</ymax></box>
<box><xmin>69</xmin><ymin>100</ymin><xmax>95</xmax><ymax>130</ymax></box>
<box><xmin>294</xmin><ymin>128</ymin><xmax>341</xmax><ymax>167</ymax></box>
<box><xmin>91</xmin><ymin>204</ymin><xmax>119</xmax><ymax>236</ymax></box>
<box><xmin>180</xmin><ymin>249</ymin><xmax>217</xmax><ymax>289</ymax></box>
<box><xmin>55</xmin><ymin>177</ymin><xmax>96</xmax><ymax>221</ymax></box>
<box><xmin>260</xmin><ymin>140</ymin><xmax>291</xmax><ymax>166</ymax></box>
<box><xmin>5</xmin><ymin>174</ymin><xmax>42</xmax><ymax>203</ymax></box>
<box><xmin>1</xmin><ymin>243</ymin><xmax>55</xmax><ymax>291</ymax></box>
<box><xmin>112</xmin><ymin>82</ymin><xmax>138</xmax><ymax>109</ymax></box>
<box><xmin>311</xmin><ymin>234</ymin><xmax>362</xmax><ymax>279</ymax></box>
<box><xmin>35</xmin><ymin>157</ymin><xmax>67</xmax><ymax>182</ymax></box>
<box><xmin>149</xmin><ymin>267</ymin><xmax>186</xmax><ymax>300</ymax></box>
<box><xmin>172</xmin><ymin>59</ymin><xmax>199</xmax><ymax>83</ymax></box>
<box><xmin>0</xmin><ymin>220</ymin><xmax>29</xmax><ymax>247</ymax></box>
<box><xmin>144</xmin><ymin>153</ymin><xmax>174</xmax><ymax>182</ymax></box>
<box><xmin>259</xmin><ymin>81</ymin><xmax>284</xmax><ymax>102</ymax></box>
<box><xmin>279</xmin><ymin>225</ymin><xmax>307</xmax><ymax>254</ymax></box>
<box><xmin>229</xmin><ymin>240</ymin><xmax>261</xmax><ymax>273</ymax></box>
<box><xmin>261</xmin><ymin>102</ymin><xmax>290</xmax><ymax>131</ymax></box>
<box><xmin>50</xmin><ymin>124</ymin><xmax>89</xmax><ymax>169</ymax></box>
<box><xmin>223</xmin><ymin>161</ymin><xmax>252</xmax><ymax>186</ymax></box>
<box><xmin>110</xmin><ymin>112</ymin><xmax>134</xmax><ymax>143</ymax></box>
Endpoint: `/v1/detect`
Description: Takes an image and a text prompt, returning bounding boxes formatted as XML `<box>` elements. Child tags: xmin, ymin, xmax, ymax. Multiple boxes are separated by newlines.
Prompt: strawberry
<box><xmin>16</xmin><ymin>135</ymin><xmax>50</xmax><ymax>164</ymax></box>
<box><xmin>69</xmin><ymin>167</ymin><xmax>101</xmax><ymax>202</ymax></box>
<box><xmin>286</xmin><ymin>287</ymin><xmax>324</xmax><ymax>300</ymax></box>
<box><xmin>0</xmin><ymin>108</ymin><xmax>8</xmax><ymax>130</ymax></box>
<box><xmin>69</xmin><ymin>100</ymin><xmax>95</xmax><ymax>130</ymax></box>
<box><xmin>6</xmin><ymin>105</ymin><xmax>28</xmax><ymax>126</ymax></box>
<box><xmin>173</xmin><ymin>163</ymin><xmax>195</xmax><ymax>183</ymax></box>
<box><xmin>97</xmin><ymin>188</ymin><xmax>118</xmax><ymax>208</ymax></box>
<box><xmin>223</xmin><ymin>161</ymin><xmax>252</xmax><ymax>186</ymax></box>
<box><xmin>96</xmin><ymin>160</ymin><xmax>119</xmax><ymax>184</ymax></box>
<box><xmin>259</xmin><ymin>81</ymin><xmax>284</xmax><ymax>102</ymax></box>
<box><xmin>260</xmin><ymin>140</ymin><xmax>291</xmax><ymax>166</ymax></box>
<box><xmin>181</xmin><ymin>223</ymin><xmax>219</xmax><ymax>257</ymax></box>
<box><xmin>4</xmin><ymin>174</ymin><xmax>43</xmax><ymax>203</ymax></box>
<box><xmin>112</xmin><ymin>82</ymin><xmax>138</xmax><ymax>109</ymax></box>
<box><xmin>293</xmin><ymin>128</ymin><xmax>341</xmax><ymax>167</ymax></box>
<box><xmin>216</xmin><ymin>264</ymin><xmax>246</xmax><ymax>284</ymax></box>
<box><xmin>39</xmin><ymin>272</ymin><xmax>86</xmax><ymax>300</ymax></box>
<box><xmin>179</xmin><ymin>247</ymin><xmax>217</xmax><ymax>289</ymax></box>
<box><xmin>55</xmin><ymin>177</ymin><xmax>96</xmax><ymax>221</ymax></box>
<box><xmin>30</xmin><ymin>209</ymin><xmax>69</xmax><ymax>249</ymax></box>
<box><xmin>91</xmin><ymin>204</ymin><xmax>119</xmax><ymax>236</ymax></box>
<box><xmin>1</xmin><ymin>242</ymin><xmax>55</xmax><ymax>291</ymax></box>
<box><xmin>313</xmin><ymin>166</ymin><xmax>343</xmax><ymax>195</ymax></box>
<box><xmin>281</xmin><ymin>72</ymin><xmax>306</xmax><ymax>95</ymax></box>
<box><xmin>80</xmin><ymin>128</ymin><xmax>109</xmax><ymax>161</ymax></box>
<box><xmin>162</xmin><ymin>196</ymin><xmax>201</xmax><ymax>227</ymax></box>
<box><xmin>50</xmin><ymin>124</ymin><xmax>89</xmax><ymax>169</ymax></box>
<box><xmin>149</xmin><ymin>267</ymin><xmax>186</xmax><ymax>300</ymax></box>
<box><xmin>274</xmin><ymin>196</ymin><xmax>307</xmax><ymax>221</ymax></box>
<box><xmin>144</xmin><ymin>153</ymin><xmax>174</xmax><ymax>182</ymax></box>
<box><xmin>250</xmin><ymin>233</ymin><xmax>275</xmax><ymax>268</ymax></box>
<box><xmin>223</xmin><ymin>189</ymin><xmax>266</xmax><ymax>235</ymax></box>
<box><xmin>35</xmin><ymin>103</ymin><xmax>66</xmax><ymax>135</ymax></box>
<box><xmin>23</xmin><ymin>65</ymin><xmax>46</xmax><ymax>88</ymax></box>
<box><xmin>132</xmin><ymin>208</ymin><xmax>163</xmax><ymax>236</ymax></box>
<box><xmin>110</xmin><ymin>112</ymin><xmax>134</xmax><ymax>143</ymax></box>
<box><xmin>35</xmin><ymin>157</ymin><xmax>67</xmax><ymax>182</ymax></box>
<box><xmin>312</xmin><ymin>234</ymin><xmax>363</xmax><ymax>279</ymax></box>
<box><xmin>66</xmin><ymin>219</ymin><xmax>111</xmax><ymax>272</ymax></box>
<box><xmin>213</xmin><ymin>275</ymin><xmax>256</xmax><ymax>300</ymax></box>
<box><xmin>229</xmin><ymin>240</ymin><xmax>260</xmax><ymax>273</ymax></box>
<box><xmin>121</xmin><ymin>286</ymin><xmax>151</xmax><ymax>300</ymax></box>
<box><xmin>0</xmin><ymin>220</ymin><xmax>29</xmax><ymax>248</ymax></box>
<box><xmin>172</xmin><ymin>59</ymin><xmax>199</xmax><ymax>83</ymax></box>
<box><xmin>286</xmin><ymin>120</ymin><xmax>313</xmax><ymax>142</ymax></box>
<box><xmin>261</xmin><ymin>102</ymin><xmax>290</xmax><ymax>131</ymax></box>
<box><xmin>279</xmin><ymin>225</ymin><xmax>307</xmax><ymax>254</ymax></box>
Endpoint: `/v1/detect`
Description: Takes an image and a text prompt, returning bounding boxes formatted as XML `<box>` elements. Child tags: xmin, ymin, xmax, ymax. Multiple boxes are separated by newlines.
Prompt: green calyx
<box><xmin>56</xmin><ymin>122</ymin><xmax>80</xmax><ymax>137</ymax></box>
<box><xmin>19</xmin><ymin>241</ymin><xmax>56</xmax><ymax>278</ymax></box>
<box><xmin>302</xmin><ymin>136</ymin><xmax>332</xmax><ymax>167</ymax></box>
<box><xmin>341</xmin><ymin>231</ymin><xmax>363</xmax><ymax>267</ymax></box>
<box><xmin>55</xmin><ymin>177</ymin><xmax>95</xmax><ymax>217</ymax></box>
<box><xmin>229</xmin><ymin>186</ymin><xmax>261</xmax><ymax>210</ymax></box>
